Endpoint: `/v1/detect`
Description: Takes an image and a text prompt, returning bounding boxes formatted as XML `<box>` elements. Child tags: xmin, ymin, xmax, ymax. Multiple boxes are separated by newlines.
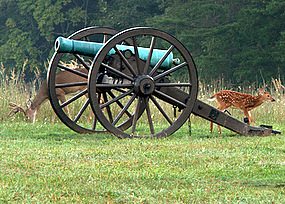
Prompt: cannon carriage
<box><xmin>47</xmin><ymin>26</ymin><xmax>279</xmax><ymax>138</ymax></box>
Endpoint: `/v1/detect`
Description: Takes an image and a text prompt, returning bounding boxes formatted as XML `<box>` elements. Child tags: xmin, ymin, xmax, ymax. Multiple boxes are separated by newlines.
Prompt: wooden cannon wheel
<box><xmin>88</xmin><ymin>27</ymin><xmax>198</xmax><ymax>138</ymax></box>
<box><xmin>48</xmin><ymin>26</ymin><xmax>143</xmax><ymax>133</ymax></box>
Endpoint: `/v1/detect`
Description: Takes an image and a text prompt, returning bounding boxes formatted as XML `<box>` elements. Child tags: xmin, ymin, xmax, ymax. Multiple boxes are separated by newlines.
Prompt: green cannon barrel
<box><xmin>55</xmin><ymin>37</ymin><xmax>180</xmax><ymax>69</ymax></box>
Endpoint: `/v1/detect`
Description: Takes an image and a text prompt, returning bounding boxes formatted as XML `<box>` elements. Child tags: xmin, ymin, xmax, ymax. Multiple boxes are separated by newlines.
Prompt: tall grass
<box><xmin>0</xmin><ymin>63</ymin><xmax>56</xmax><ymax>123</ymax></box>
<box><xmin>1</xmin><ymin>64</ymin><xmax>285</xmax><ymax>129</ymax></box>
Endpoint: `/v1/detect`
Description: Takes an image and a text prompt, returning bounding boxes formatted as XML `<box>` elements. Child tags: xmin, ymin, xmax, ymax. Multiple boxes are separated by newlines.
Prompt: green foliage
<box><xmin>148</xmin><ymin>0</ymin><xmax>285</xmax><ymax>84</ymax></box>
<box><xmin>0</xmin><ymin>0</ymin><xmax>284</xmax><ymax>84</ymax></box>
<box><xmin>96</xmin><ymin>0</ymin><xmax>163</xmax><ymax>29</ymax></box>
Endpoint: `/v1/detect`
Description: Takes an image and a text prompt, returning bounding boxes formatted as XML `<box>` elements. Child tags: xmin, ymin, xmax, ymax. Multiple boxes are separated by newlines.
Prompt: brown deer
<box><xmin>209</xmin><ymin>88</ymin><xmax>275</xmax><ymax>134</ymax></box>
<box><xmin>8</xmin><ymin>64</ymin><xmax>88</xmax><ymax>123</ymax></box>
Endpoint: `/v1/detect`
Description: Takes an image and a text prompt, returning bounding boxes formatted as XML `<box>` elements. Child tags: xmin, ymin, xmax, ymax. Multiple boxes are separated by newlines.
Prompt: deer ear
<box><xmin>258</xmin><ymin>88</ymin><xmax>265</xmax><ymax>95</ymax></box>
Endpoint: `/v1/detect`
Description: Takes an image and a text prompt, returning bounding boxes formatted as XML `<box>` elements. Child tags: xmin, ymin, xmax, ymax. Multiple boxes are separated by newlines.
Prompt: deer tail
<box><xmin>207</xmin><ymin>94</ymin><xmax>216</xmax><ymax>102</ymax></box>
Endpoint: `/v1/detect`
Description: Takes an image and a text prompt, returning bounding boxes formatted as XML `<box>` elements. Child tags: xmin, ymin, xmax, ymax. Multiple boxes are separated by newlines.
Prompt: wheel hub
<box><xmin>134</xmin><ymin>75</ymin><xmax>155</xmax><ymax>96</ymax></box>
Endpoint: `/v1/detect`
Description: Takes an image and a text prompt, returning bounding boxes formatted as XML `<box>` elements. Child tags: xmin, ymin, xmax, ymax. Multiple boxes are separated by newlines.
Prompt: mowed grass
<box><xmin>0</xmin><ymin>121</ymin><xmax>285</xmax><ymax>203</ymax></box>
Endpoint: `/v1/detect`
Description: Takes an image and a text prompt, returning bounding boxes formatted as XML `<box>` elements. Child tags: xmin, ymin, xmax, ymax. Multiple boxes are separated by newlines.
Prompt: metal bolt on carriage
<box><xmin>47</xmin><ymin>26</ymin><xmax>280</xmax><ymax>138</ymax></box>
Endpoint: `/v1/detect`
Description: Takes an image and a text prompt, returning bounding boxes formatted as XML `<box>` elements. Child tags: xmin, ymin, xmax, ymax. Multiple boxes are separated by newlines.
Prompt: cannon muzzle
<box><xmin>55</xmin><ymin>37</ymin><xmax>179</xmax><ymax>69</ymax></box>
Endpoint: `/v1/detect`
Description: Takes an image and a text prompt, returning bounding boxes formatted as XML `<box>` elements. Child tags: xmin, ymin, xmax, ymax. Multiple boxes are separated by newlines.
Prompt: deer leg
<box><xmin>217</xmin><ymin>121</ymin><xmax>222</xmax><ymax>135</ymax></box>
<box><xmin>56</xmin><ymin>89</ymin><xmax>69</xmax><ymax>115</ymax></box>
<box><xmin>216</xmin><ymin>106</ymin><xmax>223</xmax><ymax>135</ymax></box>
<box><xmin>210</xmin><ymin>117</ymin><xmax>222</xmax><ymax>134</ymax></box>
<box><xmin>215</xmin><ymin>104</ymin><xmax>229</xmax><ymax>135</ymax></box>
<box><xmin>210</xmin><ymin>121</ymin><xmax>214</xmax><ymax>133</ymax></box>
<box><xmin>210</xmin><ymin>105</ymin><xmax>226</xmax><ymax>135</ymax></box>
<box><xmin>243</xmin><ymin>110</ymin><xmax>252</xmax><ymax>125</ymax></box>
<box><xmin>248</xmin><ymin>111</ymin><xmax>253</xmax><ymax>125</ymax></box>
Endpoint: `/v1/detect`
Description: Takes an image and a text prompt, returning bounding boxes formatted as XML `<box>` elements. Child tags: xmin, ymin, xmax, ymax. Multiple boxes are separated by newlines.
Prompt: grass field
<box><xmin>0</xmin><ymin>121</ymin><xmax>284</xmax><ymax>203</ymax></box>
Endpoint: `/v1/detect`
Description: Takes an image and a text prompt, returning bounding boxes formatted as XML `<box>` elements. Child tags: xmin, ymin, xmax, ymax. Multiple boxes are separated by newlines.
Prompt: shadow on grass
<box><xmin>1</xmin><ymin>120</ymin><xmax>281</xmax><ymax>142</ymax></box>
<box><xmin>243</xmin><ymin>181</ymin><xmax>285</xmax><ymax>188</ymax></box>
<box><xmin>177</xmin><ymin>124</ymin><xmax>240</xmax><ymax>139</ymax></box>
<box><xmin>0</xmin><ymin>121</ymin><xmax>116</xmax><ymax>141</ymax></box>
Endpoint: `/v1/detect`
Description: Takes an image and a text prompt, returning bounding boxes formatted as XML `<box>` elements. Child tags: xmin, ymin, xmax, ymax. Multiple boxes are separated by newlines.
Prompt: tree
<box><xmin>0</xmin><ymin>0</ymin><xmax>100</xmax><ymax>79</ymax></box>
<box><xmin>147</xmin><ymin>0</ymin><xmax>285</xmax><ymax>85</ymax></box>
<box><xmin>94</xmin><ymin>0</ymin><xmax>164</xmax><ymax>29</ymax></box>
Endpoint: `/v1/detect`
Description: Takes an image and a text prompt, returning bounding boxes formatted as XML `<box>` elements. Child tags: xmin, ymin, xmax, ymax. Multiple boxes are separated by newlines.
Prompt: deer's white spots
<box><xmin>210</xmin><ymin>88</ymin><xmax>275</xmax><ymax>134</ymax></box>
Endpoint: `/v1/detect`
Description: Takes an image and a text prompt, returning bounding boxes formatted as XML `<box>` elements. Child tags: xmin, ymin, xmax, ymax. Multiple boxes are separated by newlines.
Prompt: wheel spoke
<box><xmin>96</xmin><ymin>83</ymin><xmax>133</xmax><ymax>89</ymax></box>
<box><xmin>74</xmin><ymin>98</ymin><xmax>90</xmax><ymax>123</ymax></box>
<box><xmin>153</xmin><ymin>62</ymin><xmax>187</xmax><ymax>81</ymax></box>
<box><xmin>112</xmin><ymin>94</ymin><xmax>136</xmax><ymax>126</ymax></box>
<box><xmin>58</xmin><ymin>64</ymin><xmax>88</xmax><ymax>78</ymax></box>
<box><xmin>114</xmin><ymin>87</ymin><xmax>130</xmax><ymax>94</ymax></box>
<box><xmin>131</xmin><ymin>96</ymin><xmax>142</xmax><ymax>135</ymax></box>
<box><xmin>100</xmin><ymin>89</ymin><xmax>133</xmax><ymax>109</ymax></box>
<box><xmin>149</xmin><ymin>45</ymin><xmax>174</xmax><ymax>76</ymax></box>
<box><xmin>60</xmin><ymin>89</ymin><xmax>88</xmax><ymax>108</ymax></box>
<box><xmin>155</xmin><ymin>82</ymin><xmax>192</xmax><ymax>87</ymax></box>
<box><xmin>113</xmin><ymin>46</ymin><xmax>136</xmax><ymax>76</ymax></box>
<box><xmin>73</xmin><ymin>54</ymin><xmax>91</xmax><ymax>71</ymax></box>
<box><xmin>108</xmin><ymin>91</ymin><xmax>132</xmax><ymax>117</ymax></box>
<box><xmin>132</xmin><ymin>37</ymin><xmax>141</xmax><ymax>75</ymax></box>
<box><xmin>84</xmin><ymin>28</ymin><xmax>197</xmax><ymax>137</ymax></box>
<box><xmin>56</xmin><ymin>81</ymin><xmax>87</xmax><ymax>88</ymax></box>
<box><xmin>143</xmin><ymin>36</ymin><xmax>156</xmax><ymax>74</ymax></box>
<box><xmin>154</xmin><ymin>89</ymin><xmax>187</xmax><ymax>108</ymax></box>
<box><xmin>102</xmin><ymin>92</ymin><xmax>113</xmax><ymax>123</ymax></box>
<box><xmin>145</xmin><ymin>97</ymin><xmax>154</xmax><ymax>135</ymax></box>
<box><xmin>150</xmin><ymin>95</ymin><xmax>173</xmax><ymax>125</ymax></box>
<box><xmin>103</xmin><ymin>34</ymin><xmax>109</xmax><ymax>43</ymax></box>
<box><xmin>102</xmin><ymin>63</ymin><xmax>134</xmax><ymax>81</ymax></box>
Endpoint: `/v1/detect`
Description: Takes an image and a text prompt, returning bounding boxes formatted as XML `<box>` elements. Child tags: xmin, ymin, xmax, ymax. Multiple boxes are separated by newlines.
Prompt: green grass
<box><xmin>0</xmin><ymin>121</ymin><xmax>284</xmax><ymax>203</ymax></box>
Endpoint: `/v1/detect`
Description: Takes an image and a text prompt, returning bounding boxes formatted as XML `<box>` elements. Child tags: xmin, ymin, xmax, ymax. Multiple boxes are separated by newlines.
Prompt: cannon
<box><xmin>55</xmin><ymin>36</ymin><xmax>180</xmax><ymax>68</ymax></box>
<box><xmin>47</xmin><ymin>26</ymin><xmax>280</xmax><ymax>137</ymax></box>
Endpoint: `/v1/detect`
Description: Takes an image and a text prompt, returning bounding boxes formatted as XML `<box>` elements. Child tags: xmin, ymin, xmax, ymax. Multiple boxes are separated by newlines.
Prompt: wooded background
<box><xmin>0</xmin><ymin>0</ymin><xmax>284</xmax><ymax>85</ymax></box>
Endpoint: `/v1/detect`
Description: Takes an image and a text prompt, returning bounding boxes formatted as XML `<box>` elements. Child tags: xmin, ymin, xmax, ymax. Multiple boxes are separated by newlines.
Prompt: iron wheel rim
<box><xmin>88</xmin><ymin>27</ymin><xmax>198</xmax><ymax>138</ymax></box>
